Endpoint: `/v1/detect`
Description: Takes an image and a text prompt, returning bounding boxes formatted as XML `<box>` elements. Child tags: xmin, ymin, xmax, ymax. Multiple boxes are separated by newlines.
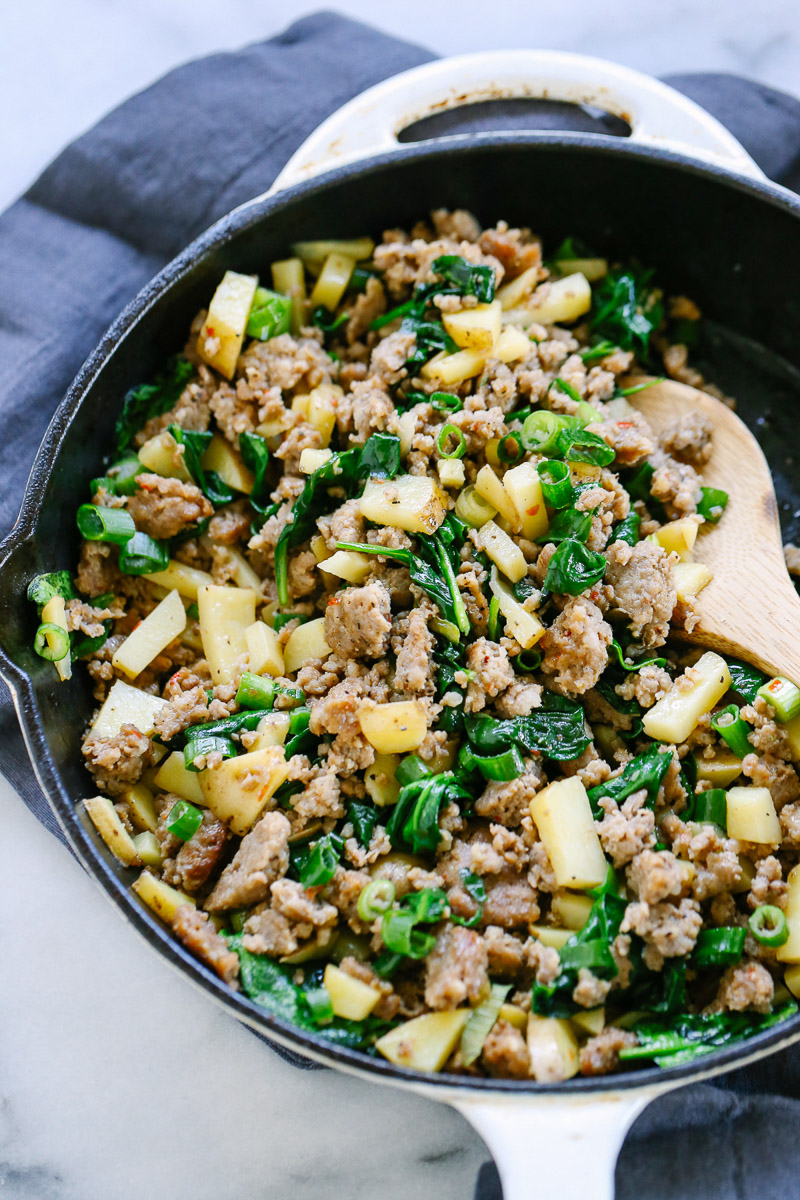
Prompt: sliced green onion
<box><xmin>118</xmin><ymin>532</ymin><xmax>169</xmax><ymax>575</ymax></box>
<box><xmin>612</xmin><ymin>512</ymin><xmax>640</xmax><ymax>546</ymax></box>
<box><xmin>698</xmin><ymin>486</ymin><xmax>729</xmax><ymax>524</ymax></box>
<box><xmin>692</xmin><ymin>788</ymin><xmax>728</xmax><ymax>830</ymax></box>
<box><xmin>757</xmin><ymin>676</ymin><xmax>800</xmax><ymax>723</ymax></box>
<box><xmin>357</xmin><ymin>879</ymin><xmax>396</xmax><ymax>922</ymax></box>
<box><xmin>165</xmin><ymin>799</ymin><xmax>204</xmax><ymax>841</ymax></box>
<box><xmin>373</xmin><ymin>951</ymin><xmax>405</xmax><ymax>978</ymax></box>
<box><xmin>246</xmin><ymin>286</ymin><xmax>292</xmax><ymax>340</ymax></box>
<box><xmin>76</xmin><ymin>503</ymin><xmax>136</xmax><ymax>544</ymax></box>
<box><xmin>616</xmin><ymin>376</ymin><xmax>665</xmax><ymax>397</ymax></box>
<box><xmin>515</xmin><ymin>648</ymin><xmax>543</xmax><ymax>673</ymax></box>
<box><xmin>497</xmin><ymin>433</ymin><xmax>525</xmax><ymax>465</ymax></box>
<box><xmin>184</xmin><ymin>734</ymin><xmax>236</xmax><ymax>772</ymax></box>
<box><xmin>460</xmin><ymin>743</ymin><xmax>524</xmax><ymax>782</ymax></box>
<box><xmin>296</xmin><ymin>833</ymin><xmax>343</xmax><ymax>888</ymax></box>
<box><xmin>749</xmin><ymin>904</ymin><xmax>789</xmax><ymax>947</ymax></box>
<box><xmin>304</xmin><ymin>985</ymin><xmax>334</xmax><ymax>1025</ymax></box>
<box><xmin>692</xmin><ymin>926</ymin><xmax>746</xmax><ymax>968</ymax></box>
<box><xmin>395</xmin><ymin>755</ymin><xmax>431</xmax><ymax>788</ymax></box>
<box><xmin>33</xmin><ymin>622</ymin><xmax>71</xmax><ymax>662</ymax></box>
<box><xmin>555</xmin><ymin>427</ymin><xmax>615</xmax><ymax>467</ymax></box>
<box><xmin>95</xmin><ymin>454</ymin><xmax>144</xmax><ymax>496</ymax></box>
<box><xmin>488</xmin><ymin>595</ymin><xmax>503</xmax><ymax>641</ymax></box>
<box><xmin>710</xmin><ymin>705</ymin><xmax>753</xmax><ymax>759</ymax></box>
<box><xmin>539</xmin><ymin>506</ymin><xmax>592</xmax><ymax>545</ymax></box>
<box><xmin>289</xmin><ymin>706</ymin><xmax>311</xmax><ymax>736</ymax></box>
<box><xmin>549</xmin><ymin>376</ymin><xmax>583</xmax><ymax>404</ymax></box>
<box><xmin>461</xmin><ymin>982</ymin><xmax>512</xmax><ymax>1066</ymax></box>
<box><xmin>537</xmin><ymin>459</ymin><xmax>573</xmax><ymax>509</ymax></box>
<box><xmin>435</xmin><ymin>535</ymin><xmax>471</xmax><ymax>637</ymax></box>
<box><xmin>455</xmin><ymin>484</ymin><xmax>497</xmax><ymax>528</ymax></box>
<box><xmin>436</xmin><ymin>423</ymin><xmax>467</xmax><ymax>459</ymax></box>
<box><xmin>580</xmin><ymin>339</ymin><xmax>617</xmax><ymax>363</ymax></box>
<box><xmin>236</xmin><ymin>671</ymin><xmax>276</xmax><ymax>711</ymax></box>
<box><xmin>381</xmin><ymin>909</ymin><xmax>436</xmax><ymax>959</ymax></box>
<box><xmin>521</xmin><ymin>409</ymin><xmax>572</xmax><ymax>455</ymax></box>
<box><xmin>430</xmin><ymin>391</ymin><xmax>462</xmax><ymax>412</ymax></box>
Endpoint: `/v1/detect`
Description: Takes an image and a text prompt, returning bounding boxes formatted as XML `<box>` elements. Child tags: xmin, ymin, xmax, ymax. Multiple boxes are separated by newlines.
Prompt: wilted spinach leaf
<box><xmin>115</xmin><ymin>357</ymin><xmax>194</xmax><ymax>454</ymax></box>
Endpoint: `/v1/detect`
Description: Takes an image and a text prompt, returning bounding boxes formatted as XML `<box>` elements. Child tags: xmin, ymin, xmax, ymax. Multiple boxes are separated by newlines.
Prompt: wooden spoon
<box><xmin>626</xmin><ymin>377</ymin><xmax>800</xmax><ymax>681</ymax></box>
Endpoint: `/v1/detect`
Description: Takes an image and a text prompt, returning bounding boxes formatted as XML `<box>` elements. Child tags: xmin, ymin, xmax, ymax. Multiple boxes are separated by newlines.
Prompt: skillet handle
<box><xmin>270</xmin><ymin>50</ymin><xmax>763</xmax><ymax>193</ymax></box>
<box><xmin>452</xmin><ymin>1091</ymin><xmax>653</xmax><ymax>1200</ymax></box>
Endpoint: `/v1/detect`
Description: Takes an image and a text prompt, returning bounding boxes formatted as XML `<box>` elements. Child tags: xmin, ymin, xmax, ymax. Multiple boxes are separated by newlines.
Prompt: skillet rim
<box><xmin>4</xmin><ymin>129</ymin><xmax>800</xmax><ymax>1097</ymax></box>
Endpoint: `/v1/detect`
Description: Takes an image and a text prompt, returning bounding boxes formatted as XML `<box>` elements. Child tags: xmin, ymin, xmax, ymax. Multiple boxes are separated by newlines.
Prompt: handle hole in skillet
<box><xmin>397</xmin><ymin>98</ymin><xmax>631</xmax><ymax>143</ymax></box>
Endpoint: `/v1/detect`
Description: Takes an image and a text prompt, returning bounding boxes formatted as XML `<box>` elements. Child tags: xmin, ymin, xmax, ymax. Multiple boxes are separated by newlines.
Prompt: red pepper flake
<box><xmin>769</xmin><ymin>680</ymin><xmax>781</xmax><ymax>692</ymax></box>
<box><xmin>327</xmin><ymin>596</ymin><xmax>340</xmax><ymax>606</ymax></box>
<box><xmin>167</xmin><ymin>669</ymin><xmax>182</xmax><ymax>689</ymax></box>
<box><xmin>206</xmin><ymin>325</ymin><xmax>215</xmax><ymax>337</ymax></box>
<box><xmin>527</xmin><ymin>504</ymin><xmax>540</xmax><ymax>516</ymax></box>
<box><xmin>616</xmin><ymin>421</ymin><xmax>633</xmax><ymax>429</ymax></box>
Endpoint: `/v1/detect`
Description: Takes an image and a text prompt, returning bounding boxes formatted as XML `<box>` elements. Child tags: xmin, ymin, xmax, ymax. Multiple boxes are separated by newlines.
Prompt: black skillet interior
<box><xmin>3</xmin><ymin>133</ymin><xmax>800</xmax><ymax>1091</ymax></box>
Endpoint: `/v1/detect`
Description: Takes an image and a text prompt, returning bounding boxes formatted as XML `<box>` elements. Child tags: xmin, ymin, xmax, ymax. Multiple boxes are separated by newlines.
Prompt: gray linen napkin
<box><xmin>2</xmin><ymin>12</ymin><xmax>800</xmax><ymax>1196</ymax></box>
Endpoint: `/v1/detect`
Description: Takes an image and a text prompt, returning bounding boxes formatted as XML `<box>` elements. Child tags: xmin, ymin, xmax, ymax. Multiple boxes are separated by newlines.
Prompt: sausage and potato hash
<box><xmin>29</xmin><ymin>209</ymin><xmax>800</xmax><ymax>1079</ymax></box>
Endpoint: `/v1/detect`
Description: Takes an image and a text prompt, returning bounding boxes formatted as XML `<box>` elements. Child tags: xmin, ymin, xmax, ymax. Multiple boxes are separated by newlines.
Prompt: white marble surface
<box><xmin>3</xmin><ymin>4</ymin><xmax>800</xmax><ymax>1198</ymax></box>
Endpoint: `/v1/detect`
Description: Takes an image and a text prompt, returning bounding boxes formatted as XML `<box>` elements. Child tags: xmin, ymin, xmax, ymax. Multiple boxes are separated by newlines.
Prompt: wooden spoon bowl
<box><xmin>629</xmin><ymin>378</ymin><xmax>800</xmax><ymax>682</ymax></box>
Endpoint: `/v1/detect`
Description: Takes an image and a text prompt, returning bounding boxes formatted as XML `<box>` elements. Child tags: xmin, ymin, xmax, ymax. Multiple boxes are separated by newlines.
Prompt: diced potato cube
<box><xmin>307</xmin><ymin>384</ymin><xmax>341</xmax><ymax>447</ymax></box>
<box><xmin>551</xmin><ymin>891</ymin><xmax>594</xmax><ymax>930</ymax></box>
<box><xmin>137</xmin><ymin>430</ymin><xmax>193</xmax><ymax>482</ymax></box>
<box><xmin>271</xmin><ymin>257</ymin><xmax>307</xmax><ymax>335</ymax></box>
<box><xmin>673</xmin><ymin>561</ymin><xmax>713</xmax><ymax>601</ymax></box>
<box><xmin>292</xmin><ymin>237</ymin><xmax>374</xmax><ymax>264</ymax></box>
<box><xmin>364</xmin><ymin>753</ymin><xmax>401</xmax><ymax>807</ymax></box>
<box><xmin>310</xmin><ymin>534</ymin><xmax>329</xmax><ymax>562</ymax></box>
<box><xmin>554</xmin><ymin>257</ymin><xmax>608</xmax><ymax>283</ymax></box>
<box><xmin>358</xmin><ymin>700</ymin><xmax>427</xmax><ymax>754</ymax></box>
<box><xmin>420</xmin><ymin>348</ymin><xmax>486</xmax><ymax>384</ymax></box>
<box><xmin>530</xmin><ymin>777</ymin><xmax>608</xmax><ymax>889</ymax></box>
<box><xmin>642</xmin><ymin>651</ymin><xmax>730</xmax><ymax>743</ymax></box>
<box><xmin>529</xmin><ymin>925</ymin><xmax>573</xmax><ymax>950</ymax></box>
<box><xmin>527</xmin><ymin>1015</ymin><xmax>580</xmax><ymax>1082</ymax></box>
<box><xmin>41</xmin><ymin>594</ymin><xmax>72</xmax><ymax>682</ymax></box>
<box><xmin>112</xmin><ymin>589</ymin><xmax>186</xmax><ymax>680</ymax></box>
<box><xmin>375</xmin><ymin>1010</ymin><xmax>471</xmax><ymax>1072</ymax></box>
<box><xmin>508</xmin><ymin>273</ymin><xmax>591</xmax><ymax>328</ymax></box>
<box><xmin>442</xmin><ymin>300</ymin><xmax>502</xmax><ymax>351</ymax></box>
<box><xmin>501</xmin><ymin>462</ymin><xmax>549</xmax><ymax>541</ymax></box>
<box><xmin>397</xmin><ymin>409</ymin><xmax>417</xmax><ymax>458</ymax></box>
<box><xmin>154</xmin><ymin>751</ymin><xmax>205</xmax><ymax>806</ymax></box>
<box><xmin>249</xmin><ymin>712</ymin><xmax>291</xmax><ymax>751</ymax></box>
<box><xmin>196</xmin><ymin>270</ymin><xmax>258</xmax><ymax>379</ymax></box>
<box><xmin>474</xmin><ymin>464</ymin><xmax>521</xmax><ymax>530</ymax></box>
<box><xmin>83</xmin><ymin>796</ymin><xmax>140</xmax><ymax>866</ymax></box>
<box><xmin>318</xmin><ymin>550</ymin><xmax>373</xmax><ymax>585</ymax></box>
<box><xmin>132</xmin><ymin>831</ymin><xmax>162</xmax><ymax>869</ymax></box>
<box><xmin>144</xmin><ymin>559</ymin><xmax>215</xmax><ymax>600</ymax></box>
<box><xmin>360</xmin><ymin>474</ymin><xmax>446</xmax><ymax>535</ymax></box>
<box><xmin>498</xmin><ymin>1004</ymin><xmax>529</xmax><ymax>1032</ymax></box>
<box><xmin>478</xmin><ymin>520</ymin><xmax>527</xmax><ymax>583</ymax></box>
<box><xmin>778</xmin><ymin>865</ymin><xmax>800</xmax><ymax>963</ymax></box>
<box><xmin>300</xmin><ymin>447</ymin><xmax>334</xmax><ymax>474</ymax></box>
<box><xmin>310</xmin><ymin>252</ymin><xmax>355</xmax><ymax>311</ymax></box>
<box><xmin>90</xmin><ymin>679</ymin><xmax>168</xmax><ymax>739</ymax></box>
<box><xmin>496</xmin><ymin>264</ymin><xmax>540</xmax><ymax>311</ymax></box>
<box><xmin>198</xmin><ymin>584</ymin><xmax>257</xmax><ymax>684</ymax></box>
<box><xmin>132</xmin><ymin>871</ymin><xmax>195</xmax><ymax>924</ymax></box>
<box><xmin>494</xmin><ymin>326</ymin><xmax>532</xmax><ymax>363</ymax></box>
<box><xmin>726</xmin><ymin>786</ymin><xmax>782</xmax><ymax>846</ymax></box>
<box><xmin>324</xmin><ymin>964</ymin><xmax>381</xmax><ymax>1020</ymax></box>
<box><xmin>121</xmin><ymin>783</ymin><xmax>158</xmax><ymax>833</ymax></box>
<box><xmin>571</xmin><ymin>1007</ymin><xmax>606</xmax><ymax>1037</ymax></box>
<box><xmin>695</xmin><ymin>751</ymin><xmax>743</xmax><ymax>788</ymax></box>
<box><xmin>785</xmin><ymin>963</ymin><xmax>800</xmax><ymax>995</ymax></box>
<box><xmin>246</xmin><ymin>620</ymin><xmax>284</xmax><ymax>677</ymax></box>
<box><xmin>201</xmin><ymin>433</ymin><xmax>254</xmax><ymax>494</ymax></box>
<box><xmin>284</xmin><ymin>617</ymin><xmax>331</xmax><ymax>674</ymax></box>
<box><xmin>438</xmin><ymin>458</ymin><xmax>466</xmax><ymax>489</ymax></box>
<box><xmin>199</xmin><ymin>745</ymin><xmax>290</xmax><ymax>835</ymax></box>
<box><xmin>489</xmin><ymin>569</ymin><xmax>544</xmax><ymax>650</ymax></box>
<box><xmin>650</xmin><ymin>518</ymin><xmax>698</xmax><ymax>560</ymax></box>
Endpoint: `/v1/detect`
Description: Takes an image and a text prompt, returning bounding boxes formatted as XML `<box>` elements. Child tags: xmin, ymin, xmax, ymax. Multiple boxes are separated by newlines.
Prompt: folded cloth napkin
<box><xmin>3</xmin><ymin>12</ymin><xmax>800</xmax><ymax>1197</ymax></box>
